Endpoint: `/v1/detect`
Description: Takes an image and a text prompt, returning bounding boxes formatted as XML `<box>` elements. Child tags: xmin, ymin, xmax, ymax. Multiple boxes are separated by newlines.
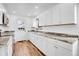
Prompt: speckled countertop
<box><xmin>0</xmin><ymin>36</ymin><xmax>10</xmax><ymax>45</ymax></box>
<box><xmin>0</xmin><ymin>31</ymin><xmax>14</xmax><ymax>46</ymax></box>
<box><xmin>0</xmin><ymin>31</ymin><xmax>14</xmax><ymax>37</ymax></box>
<box><xmin>29</xmin><ymin>30</ymin><xmax>78</xmax><ymax>44</ymax></box>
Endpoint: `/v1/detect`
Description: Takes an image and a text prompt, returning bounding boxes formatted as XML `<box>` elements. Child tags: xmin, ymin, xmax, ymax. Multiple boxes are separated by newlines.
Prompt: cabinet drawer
<box><xmin>55</xmin><ymin>45</ymin><xmax>72</xmax><ymax>56</ymax></box>
<box><xmin>45</xmin><ymin>37</ymin><xmax>72</xmax><ymax>51</ymax></box>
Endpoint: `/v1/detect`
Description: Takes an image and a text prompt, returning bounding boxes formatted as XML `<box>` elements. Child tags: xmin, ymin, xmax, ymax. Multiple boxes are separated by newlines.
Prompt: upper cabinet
<box><xmin>38</xmin><ymin>10</ymin><xmax>52</xmax><ymax>26</ymax></box>
<box><xmin>57</xmin><ymin>4</ymin><xmax>75</xmax><ymax>24</ymax></box>
<box><xmin>0</xmin><ymin>11</ymin><xmax>3</xmax><ymax>24</ymax></box>
<box><xmin>36</xmin><ymin>3</ymin><xmax>76</xmax><ymax>26</ymax></box>
<box><xmin>33</xmin><ymin>18</ymin><xmax>39</xmax><ymax>28</ymax></box>
<box><xmin>0</xmin><ymin>11</ymin><xmax>9</xmax><ymax>25</ymax></box>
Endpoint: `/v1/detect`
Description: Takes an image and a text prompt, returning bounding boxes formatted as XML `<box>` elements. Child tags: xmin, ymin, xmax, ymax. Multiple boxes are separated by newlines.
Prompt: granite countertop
<box><xmin>29</xmin><ymin>30</ymin><xmax>78</xmax><ymax>44</ymax></box>
<box><xmin>0</xmin><ymin>31</ymin><xmax>14</xmax><ymax>46</ymax></box>
<box><xmin>0</xmin><ymin>36</ymin><xmax>10</xmax><ymax>46</ymax></box>
<box><xmin>0</xmin><ymin>31</ymin><xmax>14</xmax><ymax>37</ymax></box>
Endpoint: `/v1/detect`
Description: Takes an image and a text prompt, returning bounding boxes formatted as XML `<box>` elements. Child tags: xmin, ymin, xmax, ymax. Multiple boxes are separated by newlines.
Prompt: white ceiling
<box><xmin>2</xmin><ymin>3</ymin><xmax>57</xmax><ymax>18</ymax></box>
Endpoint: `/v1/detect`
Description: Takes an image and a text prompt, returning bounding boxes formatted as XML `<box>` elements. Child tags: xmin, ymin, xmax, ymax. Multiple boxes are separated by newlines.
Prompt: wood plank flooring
<box><xmin>13</xmin><ymin>40</ymin><xmax>44</xmax><ymax>56</ymax></box>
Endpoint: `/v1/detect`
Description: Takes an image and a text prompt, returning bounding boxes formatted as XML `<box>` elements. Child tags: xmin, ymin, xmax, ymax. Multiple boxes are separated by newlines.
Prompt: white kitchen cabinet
<box><xmin>0</xmin><ymin>36</ymin><xmax>13</xmax><ymax>56</ymax></box>
<box><xmin>0</xmin><ymin>11</ymin><xmax>3</xmax><ymax>24</ymax></box>
<box><xmin>7</xmin><ymin>36</ymin><xmax>13</xmax><ymax>56</ymax></box>
<box><xmin>45</xmin><ymin>41</ymin><xmax>56</xmax><ymax>56</ymax></box>
<box><xmin>37</xmin><ymin>35</ymin><xmax>72</xmax><ymax>56</ymax></box>
<box><xmin>29</xmin><ymin>32</ymin><xmax>78</xmax><ymax>56</ymax></box>
<box><xmin>51</xmin><ymin>6</ymin><xmax>61</xmax><ymax>25</ymax></box>
<box><xmin>51</xmin><ymin>4</ymin><xmax>75</xmax><ymax>25</ymax></box>
<box><xmin>38</xmin><ymin>3</ymin><xmax>75</xmax><ymax>26</ymax></box>
<box><xmin>0</xmin><ymin>11</ymin><xmax>8</xmax><ymax>25</ymax></box>
<box><xmin>37</xmin><ymin>35</ymin><xmax>56</xmax><ymax>56</ymax></box>
<box><xmin>14</xmin><ymin>31</ymin><xmax>28</xmax><ymax>42</ymax></box>
<box><xmin>45</xmin><ymin>10</ymin><xmax>53</xmax><ymax>25</ymax></box>
<box><xmin>59</xmin><ymin>4</ymin><xmax>74</xmax><ymax>24</ymax></box>
<box><xmin>54</xmin><ymin>45</ymin><xmax>72</xmax><ymax>56</ymax></box>
<box><xmin>39</xmin><ymin>13</ymin><xmax>46</xmax><ymax>26</ymax></box>
<box><xmin>0</xmin><ymin>45</ymin><xmax>8</xmax><ymax>56</ymax></box>
<box><xmin>36</xmin><ymin>35</ymin><xmax>48</xmax><ymax>54</ymax></box>
<box><xmin>29</xmin><ymin>32</ymin><xmax>47</xmax><ymax>54</ymax></box>
<box><xmin>39</xmin><ymin>9</ymin><xmax>53</xmax><ymax>26</ymax></box>
<box><xmin>29</xmin><ymin>33</ymin><xmax>67</xmax><ymax>56</ymax></box>
<box><xmin>29</xmin><ymin>32</ymin><xmax>38</xmax><ymax>46</ymax></box>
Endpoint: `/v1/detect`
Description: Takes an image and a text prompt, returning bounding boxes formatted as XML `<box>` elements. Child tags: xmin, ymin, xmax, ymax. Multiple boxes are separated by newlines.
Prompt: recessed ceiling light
<box><xmin>0</xmin><ymin>8</ymin><xmax>6</xmax><ymax>12</ymax></box>
<box><xmin>34</xmin><ymin>12</ymin><xmax>38</xmax><ymax>15</ymax></box>
<box><xmin>35</xmin><ymin>6</ymin><xmax>39</xmax><ymax>9</ymax></box>
<box><xmin>27</xmin><ymin>14</ymin><xmax>31</xmax><ymax>16</ymax></box>
<box><xmin>13</xmin><ymin>11</ymin><xmax>16</xmax><ymax>14</ymax></box>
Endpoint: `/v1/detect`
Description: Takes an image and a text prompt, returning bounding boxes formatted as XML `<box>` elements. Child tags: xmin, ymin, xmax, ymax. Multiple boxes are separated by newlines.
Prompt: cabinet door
<box><xmin>0</xmin><ymin>11</ymin><xmax>3</xmax><ymax>24</ymax></box>
<box><xmin>7</xmin><ymin>36</ymin><xmax>12</xmax><ymax>56</ymax></box>
<box><xmin>55</xmin><ymin>45</ymin><xmax>72</xmax><ymax>56</ymax></box>
<box><xmin>0</xmin><ymin>46</ymin><xmax>8</xmax><ymax>56</ymax></box>
<box><xmin>38</xmin><ymin>4</ymin><xmax>75</xmax><ymax>26</ymax></box>
<box><xmin>51</xmin><ymin>3</ymin><xmax>75</xmax><ymax>25</ymax></box>
<box><xmin>33</xmin><ymin>34</ymin><xmax>39</xmax><ymax>46</ymax></box>
<box><xmin>51</xmin><ymin>6</ymin><xmax>61</xmax><ymax>25</ymax></box>
<box><xmin>15</xmin><ymin>31</ymin><xmax>27</xmax><ymax>42</ymax></box>
<box><xmin>59</xmin><ymin>4</ymin><xmax>74</xmax><ymax>24</ymax></box>
<box><xmin>39</xmin><ymin>13</ymin><xmax>46</xmax><ymax>26</ymax></box>
<box><xmin>29</xmin><ymin>33</ymin><xmax>36</xmax><ymax>44</ymax></box>
<box><xmin>46</xmin><ymin>42</ymin><xmax>56</xmax><ymax>56</ymax></box>
<box><xmin>37</xmin><ymin>35</ymin><xmax>56</xmax><ymax>56</ymax></box>
<box><xmin>44</xmin><ymin>10</ymin><xmax>52</xmax><ymax>26</ymax></box>
<box><xmin>30</xmin><ymin>33</ymin><xmax>46</xmax><ymax>54</ymax></box>
<box><xmin>39</xmin><ymin>10</ymin><xmax>53</xmax><ymax>26</ymax></box>
<box><xmin>29</xmin><ymin>33</ymin><xmax>39</xmax><ymax>47</ymax></box>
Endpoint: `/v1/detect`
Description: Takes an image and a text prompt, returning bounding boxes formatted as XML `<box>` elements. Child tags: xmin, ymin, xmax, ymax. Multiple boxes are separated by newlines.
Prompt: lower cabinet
<box><xmin>0</xmin><ymin>45</ymin><xmax>8</xmax><ymax>56</ymax></box>
<box><xmin>0</xmin><ymin>36</ymin><xmax>13</xmax><ymax>56</ymax></box>
<box><xmin>7</xmin><ymin>36</ymin><xmax>13</xmax><ymax>56</ymax></box>
<box><xmin>14</xmin><ymin>31</ymin><xmax>29</xmax><ymax>42</ymax></box>
<box><xmin>54</xmin><ymin>45</ymin><xmax>72</xmax><ymax>56</ymax></box>
<box><xmin>29</xmin><ymin>32</ymin><xmax>73</xmax><ymax>56</ymax></box>
<box><xmin>36</xmin><ymin>35</ymin><xmax>56</xmax><ymax>56</ymax></box>
<box><xmin>46</xmin><ymin>42</ymin><xmax>56</xmax><ymax>56</ymax></box>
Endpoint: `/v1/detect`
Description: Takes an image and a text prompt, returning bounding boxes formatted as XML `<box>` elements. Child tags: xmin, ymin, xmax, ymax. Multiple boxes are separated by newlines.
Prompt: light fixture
<box><xmin>13</xmin><ymin>11</ymin><xmax>16</xmax><ymax>14</ymax></box>
<box><xmin>34</xmin><ymin>12</ymin><xmax>38</xmax><ymax>15</ymax></box>
<box><xmin>0</xmin><ymin>8</ymin><xmax>6</xmax><ymax>12</ymax></box>
<box><xmin>35</xmin><ymin>6</ymin><xmax>39</xmax><ymax>9</ymax></box>
<box><xmin>27</xmin><ymin>14</ymin><xmax>31</xmax><ymax>16</ymax></box>
<box><xmin>18</xmin><ymin>20</ymin><xmax>22</xmax><ymax>25</ymax></box>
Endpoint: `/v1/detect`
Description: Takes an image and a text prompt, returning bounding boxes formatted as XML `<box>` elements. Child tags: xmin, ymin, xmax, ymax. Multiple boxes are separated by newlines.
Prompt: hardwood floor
<box><xmin>13</xmin><ymin>40</ymin><xmax>45</xmax><ymax>56</ymax></box>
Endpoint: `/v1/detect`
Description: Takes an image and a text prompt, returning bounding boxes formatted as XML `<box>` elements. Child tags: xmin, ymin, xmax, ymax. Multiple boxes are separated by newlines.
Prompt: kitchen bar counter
<box><xmin>29</xmin><ymin>30</ymin><xmax>78</xmax><ymax>44</ymax></box>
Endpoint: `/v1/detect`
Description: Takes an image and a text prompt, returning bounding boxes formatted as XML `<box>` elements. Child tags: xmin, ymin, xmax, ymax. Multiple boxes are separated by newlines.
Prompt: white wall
<box><xmin>37</xmin><ymin>4</ymin><xmax>79</xmax><ymax>35</ymax></box>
